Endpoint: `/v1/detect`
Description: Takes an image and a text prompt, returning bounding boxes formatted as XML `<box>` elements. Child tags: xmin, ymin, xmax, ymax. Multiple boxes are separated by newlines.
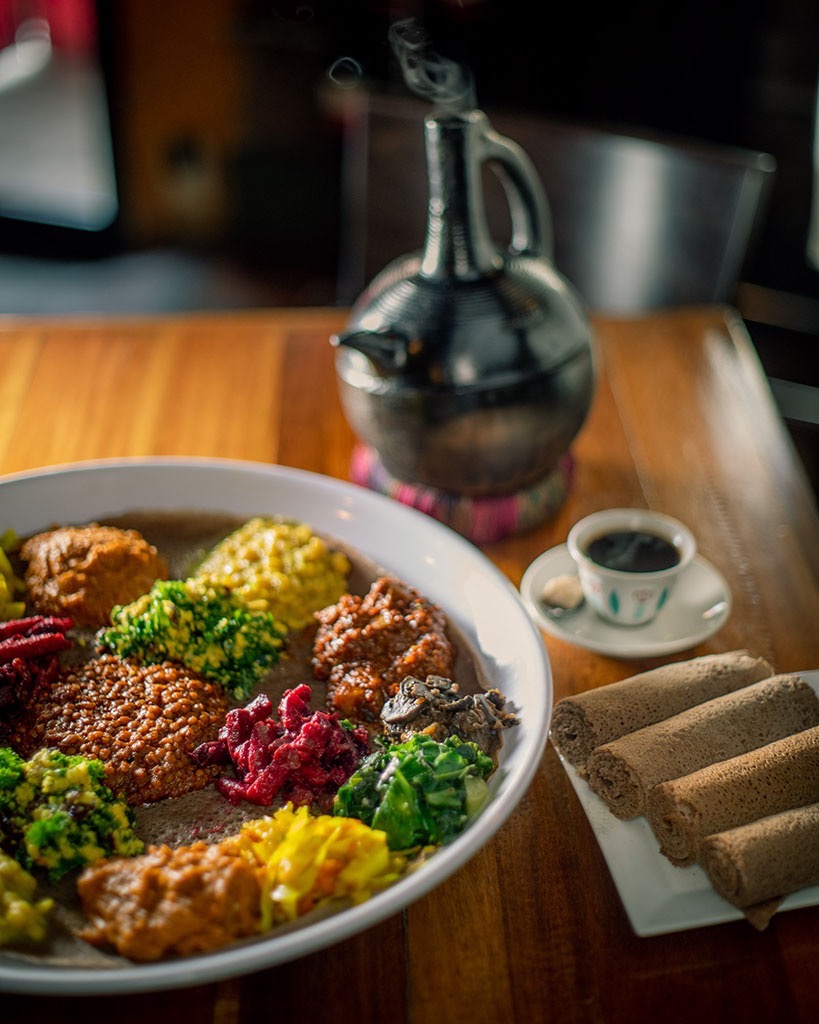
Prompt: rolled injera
<box><xmin>646</xmin><ymin>723</ymin><xmax>819</xmax><ymax>865</ymax></box>
<box><xmin>584</xmin><ymin>675</ymin><xmax>819</xmax><ymax>820</ymax></box>
<box><xmin>549</xmin><ymin>651</ymin><xmax>774</xmax><ymax>770</ymax></box>
<box><xmin>699</xmin><ymin>803</ymin><xmax>819</xmax><ymax>910</ymax></box>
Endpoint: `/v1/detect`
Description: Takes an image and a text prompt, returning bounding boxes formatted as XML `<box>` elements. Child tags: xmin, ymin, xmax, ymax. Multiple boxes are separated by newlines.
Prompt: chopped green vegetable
<box><xmin>333</xmin><ymin>734</ymin><xmax>494</xmax><ymax>850</ymax></box>
<box><xmin>97</xmin><ymin>578</ymin><xmax>287</xmax><ymax>700</ymax></box>
<box><xmin>0</xmin><ymin>747</ymin><xmax>144</xmax><ymax>881</ymax></box>
<box><xmin>0</xmin><ymin>748</ymin><xmax>30</xmax><ymax>854</ymax></box>
<box><xmin>0</xmin><ymin>852</ymin><xmax>53</xmax><ymax>947</ymax></box>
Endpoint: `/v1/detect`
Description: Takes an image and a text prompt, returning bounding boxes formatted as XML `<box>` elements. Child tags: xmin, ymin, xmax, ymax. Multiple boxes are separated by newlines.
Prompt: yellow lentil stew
<box><xmin>193</xmin><ymin>517</ymin><xmax>352</xmax><ymax>631</ymax></box>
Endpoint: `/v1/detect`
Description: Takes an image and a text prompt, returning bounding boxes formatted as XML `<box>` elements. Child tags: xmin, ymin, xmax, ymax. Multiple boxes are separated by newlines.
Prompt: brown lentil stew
<box><xmin>10</xmin><ymin>655</ymin><xmax>228</xmax><ymax>805</ymax></box>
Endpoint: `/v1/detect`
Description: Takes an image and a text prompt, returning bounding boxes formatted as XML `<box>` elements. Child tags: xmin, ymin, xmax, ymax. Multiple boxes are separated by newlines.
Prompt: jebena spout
<box><xmin>330</xmin><ymin>329</ymin><xmax>410</xmax><ymax>376</ymax></box>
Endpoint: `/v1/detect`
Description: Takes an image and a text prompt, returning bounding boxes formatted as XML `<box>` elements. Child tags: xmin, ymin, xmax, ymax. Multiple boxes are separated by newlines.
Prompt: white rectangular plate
<box><xmin>561</xmin><ymin>669</ymin><xmax>819</xmax><ymax>936</ymax></box>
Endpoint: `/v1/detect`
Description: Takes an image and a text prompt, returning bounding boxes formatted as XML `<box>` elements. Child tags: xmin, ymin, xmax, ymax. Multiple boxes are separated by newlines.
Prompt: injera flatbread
<box><xmin>584</xmin><ymin>675</ymin><xmax>819</xmax><ymax>820</ymax></box>
<box><xmin>646</xmin><ymin>723</ymin><xmax>819</xmax><ymax>865</ymax></box>
<box><xmin>549</xmin><ymin>651</ymin><xmax>773</xmax><ymax>770</ymax></box>
<box><xmin>1</xmin><ymin>510</ymin><xmax>488</xmax><ymax>970</ymax></box>
<box><xmin>699</xmin><ymin>803</ymin><xmax>819</xmax><ymax>914</ymax></box>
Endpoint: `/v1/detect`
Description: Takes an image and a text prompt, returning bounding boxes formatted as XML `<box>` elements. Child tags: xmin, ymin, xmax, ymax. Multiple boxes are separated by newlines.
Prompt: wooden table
<box><xmin>1</xmin><ymin>306</ymin><xmax>818</xmax><ymax>1023</ymax></box>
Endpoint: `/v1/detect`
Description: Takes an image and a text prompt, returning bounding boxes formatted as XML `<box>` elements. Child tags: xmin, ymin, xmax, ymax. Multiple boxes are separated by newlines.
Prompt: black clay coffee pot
<box><xmin>332</xmin><ymin>107</ymin><xmax>596</xmax><ymax>497</ymax></box>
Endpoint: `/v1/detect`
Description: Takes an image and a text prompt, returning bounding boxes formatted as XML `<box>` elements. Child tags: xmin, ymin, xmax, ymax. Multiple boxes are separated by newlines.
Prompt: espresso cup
<box><xmin>567</xmin><ymin>508</ymin><xmax>697</xmax><ymax>626</ymax></box>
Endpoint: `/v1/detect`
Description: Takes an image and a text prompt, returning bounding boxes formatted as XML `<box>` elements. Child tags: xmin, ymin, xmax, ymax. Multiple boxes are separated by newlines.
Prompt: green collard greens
<box><xmin>334</xmin><ymin>734</ymin><xmax>494</xmax><ymax>850</ymax></box>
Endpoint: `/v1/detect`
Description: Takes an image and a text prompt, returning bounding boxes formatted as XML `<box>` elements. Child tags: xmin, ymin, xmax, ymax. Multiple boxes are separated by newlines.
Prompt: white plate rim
<box><xmin>0</xmin><ymin>456</ymin><xmax>552</xmax><ymax>994</ymax></box>
<box><xmin>561</xmin><ymin>669</ymin><xmax>819</xmax><ymax>936</ymax></box>
<box><xmin>520</xmin><ymin>543</ymin><xmax>731</xmax><ymax>658</ymax></box>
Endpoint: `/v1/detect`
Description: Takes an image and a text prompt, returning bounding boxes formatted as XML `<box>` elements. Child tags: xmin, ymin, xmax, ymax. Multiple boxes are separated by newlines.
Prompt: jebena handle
<box><xmin>476</xmin><ymin>114</ymin><xmax>554</xmax><ymax>260</ymax></box>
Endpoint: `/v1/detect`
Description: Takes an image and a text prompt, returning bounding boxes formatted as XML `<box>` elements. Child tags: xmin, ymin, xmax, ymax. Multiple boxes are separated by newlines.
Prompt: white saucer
<box><xmin>520</xmin><ymin>544</ymin><xmax>731</xmax><ymax>658</ymax></box>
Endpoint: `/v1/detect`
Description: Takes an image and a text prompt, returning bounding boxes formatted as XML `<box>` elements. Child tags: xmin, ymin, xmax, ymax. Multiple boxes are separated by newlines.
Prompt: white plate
<box><xmin>520</xmin><ymin>544</ymin><xmax>731</xmax><ymax>658</ymax></box>
<box><xmin>0</xmin><ymin>457</ymin><xmax>552</xmax><ymax>994</ymax></box>
<box><xmin>562</xmin><ymin>670</ymin><xmax>819</xmax><ymax>936</ymax></box>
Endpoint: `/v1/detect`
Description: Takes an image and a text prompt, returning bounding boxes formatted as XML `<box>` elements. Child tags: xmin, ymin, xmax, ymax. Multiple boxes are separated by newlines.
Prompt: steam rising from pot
<box><xmin>388</xmin><ymin>18</ymin><xmax>475</xmax><ymax>113</ymax></box>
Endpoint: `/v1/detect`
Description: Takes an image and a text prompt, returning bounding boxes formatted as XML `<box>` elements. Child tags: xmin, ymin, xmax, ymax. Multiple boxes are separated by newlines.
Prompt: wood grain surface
<box><xmin>1</xmin><ymin>306</ymin><xmax>818</xmax><ymax>1024</ymax></box>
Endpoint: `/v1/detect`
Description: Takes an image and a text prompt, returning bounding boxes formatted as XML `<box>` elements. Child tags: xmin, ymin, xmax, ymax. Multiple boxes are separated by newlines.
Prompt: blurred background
<box><xmin>0</xmin><ymin>0</ymin><xmax>817</xmax><ymax>486</ymax></box>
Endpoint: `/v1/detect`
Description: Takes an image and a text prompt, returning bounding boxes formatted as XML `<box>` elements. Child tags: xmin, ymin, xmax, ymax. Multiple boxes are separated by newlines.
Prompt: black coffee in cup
<box><xmin>585</xmin><ymin>530</ymin><xmax>681</xmax><ymax>573</ymax></box>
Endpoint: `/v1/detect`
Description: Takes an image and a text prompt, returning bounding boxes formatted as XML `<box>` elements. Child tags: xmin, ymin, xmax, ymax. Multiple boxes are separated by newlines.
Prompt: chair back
<box><xmin>336</xmin><ymin>91</ymin><xmax>776</xmax><ymax>313</ymax></box>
